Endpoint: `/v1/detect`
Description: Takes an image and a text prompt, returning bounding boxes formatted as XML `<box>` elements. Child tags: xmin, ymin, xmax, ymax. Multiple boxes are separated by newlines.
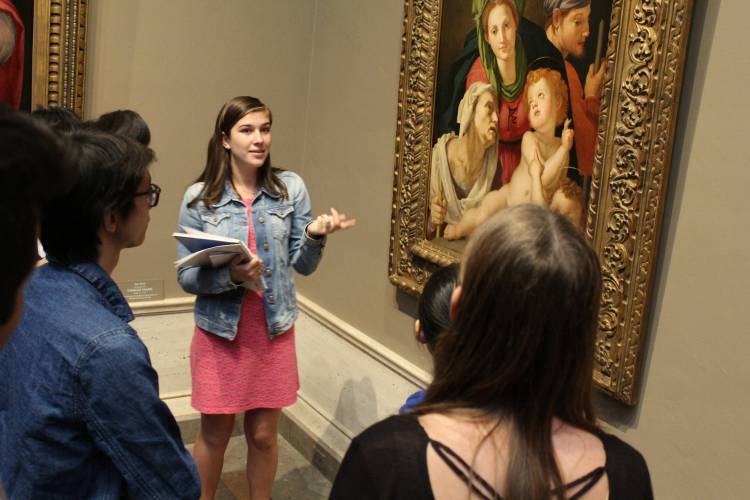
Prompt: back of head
<box><xmin>422</xmin><ymin>205</ymin><xmax>601</xmax><ymax>499</ymax></box>
<box><xmin>31</xmin><ymin>106</ymin><xmax>81</xmax><ymax>135</ymax></box>
<box><xmin>418</xmin><ymin>264</ymin><xmax>459</xmax><ymax>352</ymax></box>
<box><xmin>93</xmin><ymin>109</ymin><xmax>151</xmax><ymax>146</ymax></box>
<box><xmin>41</xmin><ymin>129</ymin><xmax>155</xmax><ymax>264</ymax></box>
<box><xmin>427</xmin><ymin>204</ymin><xmax>600</xmax><ymax>419</ymax></box>
<box><xmin>0</xmin><ymin>108</ymin><xmax>71</xmax><ymax>327</ymax></box>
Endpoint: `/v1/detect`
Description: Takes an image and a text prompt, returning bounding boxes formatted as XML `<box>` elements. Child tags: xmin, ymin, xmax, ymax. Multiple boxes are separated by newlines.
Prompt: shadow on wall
<box><xmin>396</xmin><ymin>288</ymin><xmax>419</xmax><ymax>319</ymax></box>
<box><xmin>332</xmin><ymin>377</ymin><xmax>378</xmax><ymax>438</ymax></box>
<box><xmin>594</xmin><ymin>0</ymin><xmax>719</xmax><ymax>430</ymax></box>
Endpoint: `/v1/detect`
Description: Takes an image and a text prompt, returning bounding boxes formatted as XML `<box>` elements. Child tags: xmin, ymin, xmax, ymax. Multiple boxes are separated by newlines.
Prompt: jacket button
<box><xmin>265</xmin><ymin>268</ymin><xmax>272</xmax><ymax>277</ymax></box>
<box><xmin>258</xmin><ymin>216</ymin><xmax>265</xmax><ymax>224</ymax></box>
<box><xmin>262</xmin><ymin>243</ymin><xmax>269</xmax><ymax>251</ymax></box>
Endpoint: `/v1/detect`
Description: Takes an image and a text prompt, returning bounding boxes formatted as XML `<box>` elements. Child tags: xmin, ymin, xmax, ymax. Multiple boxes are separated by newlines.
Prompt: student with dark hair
<box><xmin>0</xmin><ymin>129</ymin><xmax>199</xmax><ymax>499</ymax></box>
<box><xmin>93</xmin><ymin>109</ymin><xmax>151</xmax><ymax>146</ymax></box>
<box><xmin>0</xmin><ymin>108</ymin><xmax>69</xmax><ymax>347</ymax></box>
<box><xmin>331</xmin><ymin>205</ymin><xmax>652</xmax><ymax>500</ymax></box>
<box><xmin>31</xmin><ymin>106</ymin><xmax>82</xmax><ymax>135</ymax></box>
<box><xmin>399</xmin><ymin>264</ymin><xmax>459</xmax><ymax>414</ymax></box>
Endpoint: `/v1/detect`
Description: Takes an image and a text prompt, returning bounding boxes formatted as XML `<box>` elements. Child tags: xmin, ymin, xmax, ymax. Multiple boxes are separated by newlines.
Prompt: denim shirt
<box><xmin>177</xmin><ymin>171</ymin><xmax>325</xmax><ymax>340</ymax></box>
<box><xmin>0</xmin><ymin>260</ymin><xmax>200</xmax><ymax>499</ymax></box>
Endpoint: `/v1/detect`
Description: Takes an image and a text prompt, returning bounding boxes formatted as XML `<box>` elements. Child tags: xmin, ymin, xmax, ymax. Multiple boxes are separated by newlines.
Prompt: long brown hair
<box><xmin>416</xmin><ymin>204</ymin><xmax>601</xmax><ymax>500</ymax></box>
<box><xmin>191</xmin><ymin>96</ymin><xmax>287</xmax><ymax>208</ymax></box>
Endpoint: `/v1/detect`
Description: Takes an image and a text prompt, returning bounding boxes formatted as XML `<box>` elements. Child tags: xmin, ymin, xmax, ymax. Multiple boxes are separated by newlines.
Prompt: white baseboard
<box><xmin>131</xmin><ymin>296</ymin><xmax>195</xmax><ymax>316</ymax></box>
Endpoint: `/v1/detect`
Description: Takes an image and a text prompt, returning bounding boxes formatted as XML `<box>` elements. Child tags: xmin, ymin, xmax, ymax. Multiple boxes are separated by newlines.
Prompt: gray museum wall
<box><xmin>85</xmin><ymin>1</ymin><xmax>749</xmax><ymax>497</ymax></box>
<box><xmin>84</xmin><ymin>0</ymin><xmax>317</xmax><ymax>301</ymax></box>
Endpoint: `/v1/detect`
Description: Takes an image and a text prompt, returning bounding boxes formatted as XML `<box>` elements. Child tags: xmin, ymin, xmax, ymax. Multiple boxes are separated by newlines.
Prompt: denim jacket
<box><xmin>0</xmin><ymin>260</ymin><xmax>200</xmax><ymax>499</ymax></box>
<box><xmin>177</xmin><ymin>171</ymin><xmax>325</xmax><ymax>340</ymax></box>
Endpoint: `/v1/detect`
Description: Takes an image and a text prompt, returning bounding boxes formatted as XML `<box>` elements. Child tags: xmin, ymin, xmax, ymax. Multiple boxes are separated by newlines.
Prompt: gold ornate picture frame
<box><xmin>31</xmin><ymin>0</ymin><xmax>88</xmax><ymax>115</ymax></box>
<box><xmin>388</xmin><ymin>0</ymin><xmax>694</xmax><ymax>404</ymax></box>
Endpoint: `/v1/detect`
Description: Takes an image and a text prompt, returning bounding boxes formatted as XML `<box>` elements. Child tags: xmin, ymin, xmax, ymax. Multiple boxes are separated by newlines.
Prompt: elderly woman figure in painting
<box><xmin>428</xmin><ymin>82</ymin><xmax>500</xmax><ymax>239</ymax></box>
<box><xmin>466</xmin><ymin>0</ymin><xmax>529</xmax><ymax>185</ymax></box>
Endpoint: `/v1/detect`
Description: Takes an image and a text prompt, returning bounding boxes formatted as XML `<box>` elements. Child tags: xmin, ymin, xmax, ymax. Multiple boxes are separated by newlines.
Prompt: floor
<box><xmin>186</xmin><ymin>433</ymin><xmax>332</xmax><ymax>500</ymax></box>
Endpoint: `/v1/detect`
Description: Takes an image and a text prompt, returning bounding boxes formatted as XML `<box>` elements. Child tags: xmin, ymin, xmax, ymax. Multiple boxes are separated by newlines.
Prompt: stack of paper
<box><xmin>174</xmin><ymin>227</ymin><xmax>265</xmax><ymax>291</ymax></box>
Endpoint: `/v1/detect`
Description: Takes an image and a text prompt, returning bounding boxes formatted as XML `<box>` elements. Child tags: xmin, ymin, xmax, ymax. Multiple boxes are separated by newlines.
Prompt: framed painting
<box><xmin>0</xmin><ymin>0</ymin><xmax>88</xmax><ymax>114</ymax></box>
<box><xmin>387</xmin><ymin>0</ymin><xmax>694</xmax><ymax>404</ymax></box>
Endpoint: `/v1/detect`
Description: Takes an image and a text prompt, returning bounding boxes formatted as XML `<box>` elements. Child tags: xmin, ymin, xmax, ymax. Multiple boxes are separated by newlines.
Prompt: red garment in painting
<box><xmin>0</xmin><ymin>0</ymin><xmax>23</xmax><ymax>109</ymax></box>
<box><xmin>466</xmin><ymin>57</ymin><xmax>530</xmax><ymax>185</ymax></box>
<box><xmin>564</xmin><ymin>60</ymin><xmax>600</xmax><ymax>177</ymax></box>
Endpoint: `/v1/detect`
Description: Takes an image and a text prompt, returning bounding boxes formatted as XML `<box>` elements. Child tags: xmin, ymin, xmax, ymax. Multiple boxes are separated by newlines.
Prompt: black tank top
<box><xmin>429</xmin><ymin>437</ymin><xmax>605</xmax><ymax>500</ymax></box>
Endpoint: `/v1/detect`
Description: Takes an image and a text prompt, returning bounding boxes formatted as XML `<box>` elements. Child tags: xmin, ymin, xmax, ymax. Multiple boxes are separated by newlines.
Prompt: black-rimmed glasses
<box><xmin>134</xmin><ymin>183</ymin><xmax>161</xmax><ymax>208</ymax></box>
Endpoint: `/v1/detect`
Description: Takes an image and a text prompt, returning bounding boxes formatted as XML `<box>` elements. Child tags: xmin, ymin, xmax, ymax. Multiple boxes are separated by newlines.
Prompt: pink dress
<box><xmin>190</xmin><ymin>197</ymin><xmax>299</xmax><ymax>414</ymax></box>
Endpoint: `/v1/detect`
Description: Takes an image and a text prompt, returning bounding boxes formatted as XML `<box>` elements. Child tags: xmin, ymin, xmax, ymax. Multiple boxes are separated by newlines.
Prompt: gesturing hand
<box><xmin>306</xmin><ymin>207</ymin><xmax>357</xmax><ymax>237</ymax></box>
<box><xmin>229</xmin><ymin>254</ymin><xmax>262</xmax><ymax>285</ymax></box>
<box><xmin>430</xmin><ymin>196</ymin><xmax>447</xmax><ymax>227</ymax></box>
<box><xmin>561</xmin><ymin>118</ymin><xmax>574</xmax><ymax>152</ymax></box>
<box><xmin>585</xmin><ymin>63</ymin><xmax>605</xmax><ymax>99</ymax></box>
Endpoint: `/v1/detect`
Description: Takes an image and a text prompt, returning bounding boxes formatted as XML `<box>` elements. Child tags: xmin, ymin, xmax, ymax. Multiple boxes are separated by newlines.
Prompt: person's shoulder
<box><xmin>179</xmin><ymin>182</ymin><xmax>206</xmax><ymax>210</ymax></box>
<box><xmin>25</xmin><ymin>266</ymin><xmax>126</xmax><ymax>335</ymax></box>
<box><xmin>466</xmin><ymin>57</ymin><xmax>488</xmax><ymax>86</ymax></box>
<box><xmin>276</xmin><ymin>169</ymin><xmax>308</xmax><ymax>197</ymax></box>
<box><xmin>434</xmin><ymin>131</ymin><xmax>456</xmax><ymax>150</ymax></box>
<box><xmin>184</xmin><ymin>182</ymin><xmax>204</xmax><ymax>198</ymax></box>
<box><xmin>276</xmin><ymin>169</ymin><xmax>302</xmax><ymax>184</ymax></box>
<box><xmin>18</xmin><ymin>273</ymin><xmax>138</xmax><ymax>368</ymax></box>
<box><xmin>353</xmin><ymin>414</ymin><xmax>426</xmax><ymax>452</ymax></box>
<box><xmin>597</xmin><ymin>429</ymin><xmax>653</xmax><ymax>497</ymax></box>
<box><xmin>599</xmin><ymin>430</ymin><xmax>648</xmax><ymax>469</ymax></box>
<box><xmin>521</xmin><ymin>129</ymin><xmax>538</xmax><ymax>148</ymax></box>
<box><xmin>79</xmin><ymin>325</ymin><xmax>148</xmax><ymax>372</ymax></box>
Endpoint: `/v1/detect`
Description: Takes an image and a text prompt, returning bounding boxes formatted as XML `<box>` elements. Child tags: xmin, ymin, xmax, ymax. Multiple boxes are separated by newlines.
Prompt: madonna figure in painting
<box><xmin>466</xmin><ymin>0</ymin><xmax>530</xmax><ymax>185</ymax></box>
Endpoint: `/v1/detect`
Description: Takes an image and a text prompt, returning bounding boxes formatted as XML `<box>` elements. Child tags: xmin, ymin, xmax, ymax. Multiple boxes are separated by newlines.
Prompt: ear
<box><xmin>221</xmin><ymin>132</ymin><xmax>230</xmax><ymax>150</ymax></box>
<box><xmin>414</xmin><ymin>320</ymin><xmax>427</xmax><ymax>344</ymax></box>
<box><xmin>449</xmin><ymin>286</ymin><xmax>462</xmax><ymax>320</ymax></box>
<box><xmin>552</xmin><ymin>9</ymin><xmax>563</xmax><ymax>30</ymax></box>
<box><xmin>101</xmin><ymin>209</ymin><xmax>119</xmax><ymax>235</ymax></box>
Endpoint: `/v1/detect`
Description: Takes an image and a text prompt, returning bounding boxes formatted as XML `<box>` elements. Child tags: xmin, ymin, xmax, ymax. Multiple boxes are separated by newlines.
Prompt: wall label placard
<box><xmin>120</xmin><ymin>279</ymin><xmax>164</xmax><ymax>303</ymax></box>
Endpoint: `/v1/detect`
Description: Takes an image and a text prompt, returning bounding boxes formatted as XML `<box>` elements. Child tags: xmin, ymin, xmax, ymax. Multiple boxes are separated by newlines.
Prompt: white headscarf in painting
<box><xmin>429</xmin><ymin>82</ymin><xmax>499</xmax><ymax>224</ymax></box>
<box><xmin>457</xmin><ymin>82</ymin><xmax>494</xmax><ymax>138</ymax></box>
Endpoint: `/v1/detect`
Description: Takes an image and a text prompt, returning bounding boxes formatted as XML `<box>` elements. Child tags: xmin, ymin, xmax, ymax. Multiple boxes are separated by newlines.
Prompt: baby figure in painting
<box><xmin>444</xmin><ymin>68</ymin><xmax>582</xmax><ymax>240</ymax></box>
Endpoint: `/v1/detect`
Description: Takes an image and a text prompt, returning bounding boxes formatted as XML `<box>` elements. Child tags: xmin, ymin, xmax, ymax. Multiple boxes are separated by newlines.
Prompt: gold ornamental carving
<box><xmin>32</xmin><ymin>0</ymin><xmax>88</xmax><ymax>116</ymax></box>
<box><xmin>388</xmin><ymin>0</ymin><xmax>694</xmax><ymax>404</ymax></box>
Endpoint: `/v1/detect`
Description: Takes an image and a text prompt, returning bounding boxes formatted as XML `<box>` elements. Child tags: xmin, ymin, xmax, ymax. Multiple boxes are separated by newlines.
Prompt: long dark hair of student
<box><xmin>191</xmin><ymin>96</ymin><xmax>287</xmax><ymax>208</ymax></box>
<box><xmin>416</xmin><ymin>204</ymin><xmax>602</xmax><ymax>500</ymax></box>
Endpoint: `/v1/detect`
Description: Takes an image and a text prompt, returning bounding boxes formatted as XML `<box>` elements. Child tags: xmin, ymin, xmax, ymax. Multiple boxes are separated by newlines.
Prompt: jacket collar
<box><xmin>49</xmin><ymin>257</ymin><xmax>134</xmax><ymax>323</ymax></box>
<box><xmin>211</xmin><ymin>177</ymin><xmax>280</xmax><ymax>208</ymax></box>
